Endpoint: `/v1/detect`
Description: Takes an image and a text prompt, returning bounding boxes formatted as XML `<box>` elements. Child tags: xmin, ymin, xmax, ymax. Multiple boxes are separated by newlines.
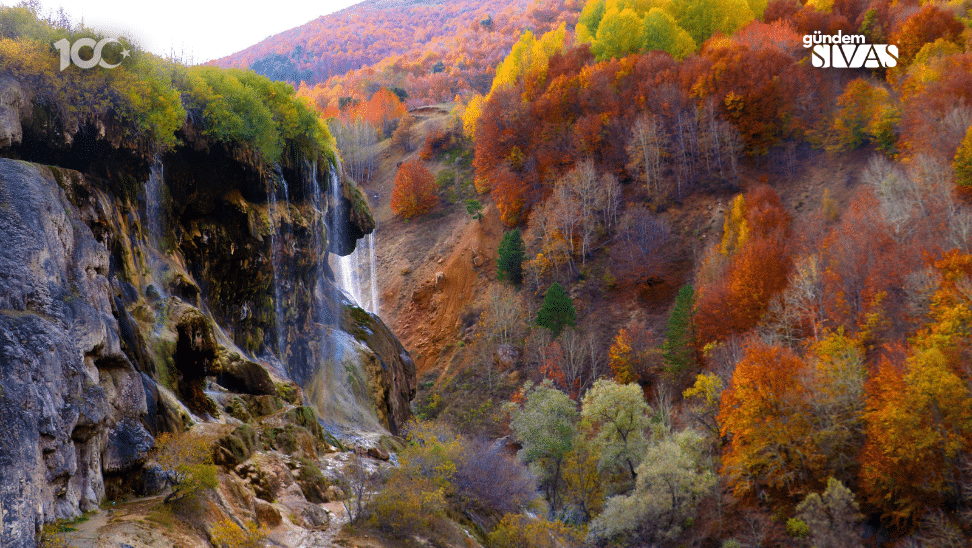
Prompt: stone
<box><xmin>103</xmin><ymin>420</ymin><xmax>154</xmax><ymax>473</ymax></box>
<box><xmin>0</xmin><ymin>144</ymin><xmax>417</xmax><ymax>545</ymax></box>
<box><xmin>215</xmin><ymin>353</ymin><xmax>275</xmax><ymax>396</ymax></box>
<box><xmin>254</xmin><ymin>499</ymin><xmax>282</xmax><ymax>527</ymax></box>
<box><xmin>324</xmin><ymin>484</ymin><xmax>345</xmax><ymax>502</ymax></box>
<box><xmin>366</xmin><ymin>446</ymin><xmax>390</xmax><ymax>461</ymax></box>
<box><xmin>0</xmin><ymin>160</ymin><xmax>141</xmax><ymax>543</ymax></box>
<box><xmin>139</xmin><ymin>464</ymin><xmax>170</xmax><ymax>496</ymax></box>
<box><xmin>493</xmin><ymin>344</ymin><xmax>520</xmax><ymax>370</ymax></box>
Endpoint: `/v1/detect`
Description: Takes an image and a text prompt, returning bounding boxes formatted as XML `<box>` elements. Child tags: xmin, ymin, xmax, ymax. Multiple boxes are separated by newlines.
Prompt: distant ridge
<box><xmin>212</xmin><ymin>0</ymin><xmax>542</xmax><ymax>86</ymax></box>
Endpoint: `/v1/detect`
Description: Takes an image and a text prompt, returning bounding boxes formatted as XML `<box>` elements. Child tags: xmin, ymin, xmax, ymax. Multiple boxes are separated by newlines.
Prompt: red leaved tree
<box><xmin>391</xmin><ymin>160</ymin><xmax>437</xmax><ymax>219</ymax></box>
<box><xmin>891</xmin><ymin>4</ymin><xmax>965</xmax><ymax>68</ymax></box>
<box><xmin>719</xmin><ymin>339</ymin><xmax>816</xmax><ymax>505</ymax></box>
<box><xmin>695</xmin><ymin>186</ymin><xmax>792</xmax><ymax>346</ymax></box>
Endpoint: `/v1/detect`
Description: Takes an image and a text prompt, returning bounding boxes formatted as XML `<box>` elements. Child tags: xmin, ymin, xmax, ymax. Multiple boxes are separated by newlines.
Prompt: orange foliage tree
<box><xmin>608</xmin><ymin>328</ymin><xmax>636</xmax><ymax>385</ymax></box>
<box><xmin>822</xmin><ymin>78</ymin><xmax>894</xmax><ymax>152</ymax></box>
<box><xmin>688</xmin><ymin>43</ymin><xmax>810</xmax><ymax>155</ymax></box>
<box><xmin>861</xmin><ymin>251</ymin><xmax>972</xmax><ymax>528</ymax></box>
<box><xmin>491</xmin><ymin>165</ymin><xmax>528</xmax><ymax>227</ymax></box>
<box><xmin>391</xmin><ymin>160</ymin><xmax>438</xmax><ymax>219</ymax></box>
<box><xmin>817</xmin><ymin>190</ymin><xmax>905</xmax><ymax>333</ymax></box>
<box><xmin>890</xmin><ymin>4</ymin><xmax>965</xmax><ymax>68</ymax></box>
<box><xmin>360</xmin><ymin>87</ymin><xmax>407</xmax><ymax>136</ymax></box>
<box><xmin>718</xmin><ymin>340</ymin><xmax>816</xmax><ymax>504</ymax></box>
<box><xmin>897</xmin><ymin>53</ymin><xmax>972</xmax><ymax>161</ymax></box>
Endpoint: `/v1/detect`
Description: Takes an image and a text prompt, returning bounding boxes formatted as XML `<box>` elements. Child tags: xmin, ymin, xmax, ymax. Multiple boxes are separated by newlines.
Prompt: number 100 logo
<box><xmin>53</xmin><ymin>38</ymin><xmax>130</xmax><ymax>71</ymax></box>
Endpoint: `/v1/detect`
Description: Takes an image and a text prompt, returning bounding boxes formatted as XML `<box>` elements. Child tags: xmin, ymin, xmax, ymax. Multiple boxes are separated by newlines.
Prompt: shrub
<box><xmin>454</xmin><ymin>439</ymin><xmax>537</xmax><ymax>514</ymax></box>
<box><xmin>209</xmin><ymin>518</ymin><xmax>265</xmax><ymax>548</ymax></box>
<box><xmin>488</xmin><ymin>513</ymin><xmax>582</xmax><ymax>548</ymax></box>
<box><xmin>154</xmin><ymin>431</ymin><xmax>218</xmax><ymax>503</ymax></box>
<box><xmin>367</xmin><ymin>421</ymin><xmax>462</xmax><ymax>535</ymax></box>
<box><xmin>420</xmin><ymin>128</ymin><xmax>452</xmax><ymax>160</ymax></box>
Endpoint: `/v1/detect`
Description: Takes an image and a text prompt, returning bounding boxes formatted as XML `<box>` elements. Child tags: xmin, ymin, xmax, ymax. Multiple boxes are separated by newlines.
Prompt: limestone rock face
<box><xmin>0</xmin><ymin>159</ymin><xmax>149</xmax><ymax>546</ymax></box>
<box><xmin>326</xmin><ymin>173</ymin><xmax>376</xmax><ymax>256</ymax></box>
<box><xmin>0</xmin><ymin>130</ymin><xmax>413</xmax><ymax>545</ymax></box>
<box><xmin>0</xmin><ymin>76</ymin><xmax>24</xmax><ymax>147</ymax></box>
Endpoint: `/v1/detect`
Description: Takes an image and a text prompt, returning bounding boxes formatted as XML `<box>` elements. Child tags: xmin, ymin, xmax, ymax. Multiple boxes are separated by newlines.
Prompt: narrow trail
<box><xmin>59</xmin><ymin>495</ymin><xmax>171</xmax><ymax>548</ymax></box>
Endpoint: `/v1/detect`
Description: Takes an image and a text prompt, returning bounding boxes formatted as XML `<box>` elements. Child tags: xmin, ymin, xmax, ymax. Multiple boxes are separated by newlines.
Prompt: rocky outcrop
<box><xmin>0</xmin><ymin>135</ymin><xmax>413</xmax><ymax>546</ymax></box>
<box><xmin>0</xmin><ymin>159</ymin><xmax>151</xmax><ymax>545</ymax></box>
<box><xmin>327</xmin><ymin>173</ymin><xmax>376</xmax><ymax>255</ymax></box>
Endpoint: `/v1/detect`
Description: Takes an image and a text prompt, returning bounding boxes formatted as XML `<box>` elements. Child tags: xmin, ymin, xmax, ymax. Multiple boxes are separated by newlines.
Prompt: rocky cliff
<box><xmin>0</xmin><ymin>74</ymin><xmax>414</xmax><ymax>547</ymax></box>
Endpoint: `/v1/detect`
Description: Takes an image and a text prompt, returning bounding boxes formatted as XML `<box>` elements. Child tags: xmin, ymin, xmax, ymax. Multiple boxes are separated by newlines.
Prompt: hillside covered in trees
<box><xmin>213</xmin><ymin>0</ymin><xmax>580</xmax><ymax>108</ymax></box>
<box><xmin>306</xmin><ymin>0</ymin><xmax>972</xmax><ymax>545</ymax></box>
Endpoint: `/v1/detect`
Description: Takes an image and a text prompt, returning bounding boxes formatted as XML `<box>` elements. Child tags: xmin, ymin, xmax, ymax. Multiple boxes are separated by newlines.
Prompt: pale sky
<box><xmin>10</xmin><ymin>0</ymin><xmax>361</xmax><ymax>62</ymax></box>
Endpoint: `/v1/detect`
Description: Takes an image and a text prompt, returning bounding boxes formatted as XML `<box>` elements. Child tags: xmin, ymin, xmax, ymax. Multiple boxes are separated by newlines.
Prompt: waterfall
<box><xmin>299</xmin><ymin>160</ymin><xmax>383</xmax><ymax>433</ymax></box>
<box><xmin>142</xmin><ymin>156</ymin><xmax>171</xmax><ymax>299</ymax></box>
<box><xmin>367</xmin><ymin>230</ymin><xmax>379</xmax><ymax>314</ymax></box>
<box><xmin>330</xmin><ymin>168</ymin><xmax>362</xmax><ymax>307</ymax></box>
<box><xmin>328</xmin><ymin>168</ymin><xmax>380</xmax><ymax>316</ymax></box>
<box><xmin>267</xmin><ymin>173</ymin><xmax>286</xmax><ymax>360</ymax></box>
<box><xmin>145</xmin><ymin>157</ymin><xmax>164</xmax><ymax>248</ymax></box>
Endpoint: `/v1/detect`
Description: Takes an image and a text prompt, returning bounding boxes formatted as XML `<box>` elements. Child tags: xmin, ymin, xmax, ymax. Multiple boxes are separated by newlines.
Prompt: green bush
<box><xmin>0</xmin><ymin>5</ymin><xmax>333</xmax><ymax>166</ymax></box>
<box><xmin>367</xmin><ymin>421</ymin><xmax>461</xmax><ymax>535</ymax></box>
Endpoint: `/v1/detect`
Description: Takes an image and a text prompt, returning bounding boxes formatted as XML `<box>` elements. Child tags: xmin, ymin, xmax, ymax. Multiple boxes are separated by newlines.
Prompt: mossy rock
<box><xmin>215</xmin><ymin>355</ymin><xmax>275</xmax><ymax>396</ymax></box>
<box><xmin>213</xmin><ymin>425</ymin><xmax>258</xmax><ymax>467</ymax></box>
<box><xmin>284</xmin><ymin>406</ymin><xmax>324</xmax><ymax>440</ymax></box>
<box><xmin>293</xmin><ymin>457</ymin><xmax>328</xmax><ymax>504</ymax></box>
<box><xmin>245</xmin><ymin>394</ymin><xmax>283</xmax><ymax>418</ymax></box>
<box><xmin>275</xmin><ymin>381</ymin><xmax>301</xmax><ymax>405</ymax></box>
<box><xmin>167</xmin><ymin>273</ymin><xmax>200</xmax><ymax>305</ymax></box>
<box><xmin>224</xmin><ymin>396</ymin><xmax>252</xmax><ymax>422</ymax></box>
<box><xmin>378</xmin><ymin>435</ymin><xmax>406</xmax><ymax>455</ymax></box>
<box><xmin>261</xmin><ymin>424</ymin><xmax>318</xmax><ymax>457</ymax></box>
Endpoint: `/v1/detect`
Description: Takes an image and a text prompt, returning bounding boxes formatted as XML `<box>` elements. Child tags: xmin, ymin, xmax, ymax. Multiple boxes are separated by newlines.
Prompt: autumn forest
<box><xmin>230</xmin><ymin>0</ymin><xmax>972</xmax><ymax>544</ymax></box>
<box><xmin>7</xmin><ymin>0</ymin><xmax>972</xmax><ymax>544</ymax></box>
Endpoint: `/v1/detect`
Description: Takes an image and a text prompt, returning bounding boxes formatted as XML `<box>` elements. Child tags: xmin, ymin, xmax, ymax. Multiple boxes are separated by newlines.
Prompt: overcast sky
<box><xmin>10</xmin><ymin>0</ymin><xmax>360</xmax><ymax>62</ymax></box>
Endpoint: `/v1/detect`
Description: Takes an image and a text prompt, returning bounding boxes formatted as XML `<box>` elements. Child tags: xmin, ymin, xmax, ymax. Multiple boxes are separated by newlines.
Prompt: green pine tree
<box><xmin>662</xmin><ymin>284</ymin><xmax>695</xmax><ymax>377</ymax></box>
<box><xmin>536</xmin><ymin>282</ymin><xmax>576</xmax><ymax>337</ymax></box>
<box><xmin>497</xmin><ymin>228</ymin><xmax>525</xmax><ymax>285</ymax></box>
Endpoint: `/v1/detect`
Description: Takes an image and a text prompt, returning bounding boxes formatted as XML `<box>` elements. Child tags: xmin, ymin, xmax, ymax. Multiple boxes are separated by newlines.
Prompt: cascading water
<box><xmin>142</xmin><ymin>156</ymin><xmax>172</xmax><ymax>300</ymax></box>
<box><xmin>367</xmin><ymin>230</ymin><xmax>379</xmax><ymax>314</ymax></box>
<box><xmin>267</xmin><ymin>173</ymin><xmax>286</xmax><ymax>361</ymax></box>
<box><xmin>299</xmin><ymin>161</ymin><xmax>384</xmax><ymax>433</ymax></box>
<box><xmin>330</xmin><ymin>168</ymin><xmax>363</xmax><ymax>307</ymax></box>
<box><xmin>145</xmin><ymin>157</ymin><xmax>164</xmax><ymax>248</ymax></box>
<box><xmin>328</xmin><ymin>168</ymin><xmax>380</xmax><ymax>315</ymax></box>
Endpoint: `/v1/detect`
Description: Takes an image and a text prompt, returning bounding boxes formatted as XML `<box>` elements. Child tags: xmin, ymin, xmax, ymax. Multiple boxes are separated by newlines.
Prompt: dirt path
<box><xmin>58</xmin><ymin>495</ymin><xmax>191</xmax><ymax>548</ymax></box>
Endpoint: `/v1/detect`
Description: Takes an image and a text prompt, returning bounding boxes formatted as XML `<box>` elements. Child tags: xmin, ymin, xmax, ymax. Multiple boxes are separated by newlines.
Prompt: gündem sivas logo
<box><xmin>803</xmin><ymin>30</ymin><xmax>898</xmax><ymax>68</ymax></box>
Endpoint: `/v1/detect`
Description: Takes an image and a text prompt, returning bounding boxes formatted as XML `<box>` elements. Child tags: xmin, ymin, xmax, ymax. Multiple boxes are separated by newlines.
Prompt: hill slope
<box><xmin>213</xmin><ymin>0</ymin><xmax>577</xmax><ymax>104</ymax></box>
